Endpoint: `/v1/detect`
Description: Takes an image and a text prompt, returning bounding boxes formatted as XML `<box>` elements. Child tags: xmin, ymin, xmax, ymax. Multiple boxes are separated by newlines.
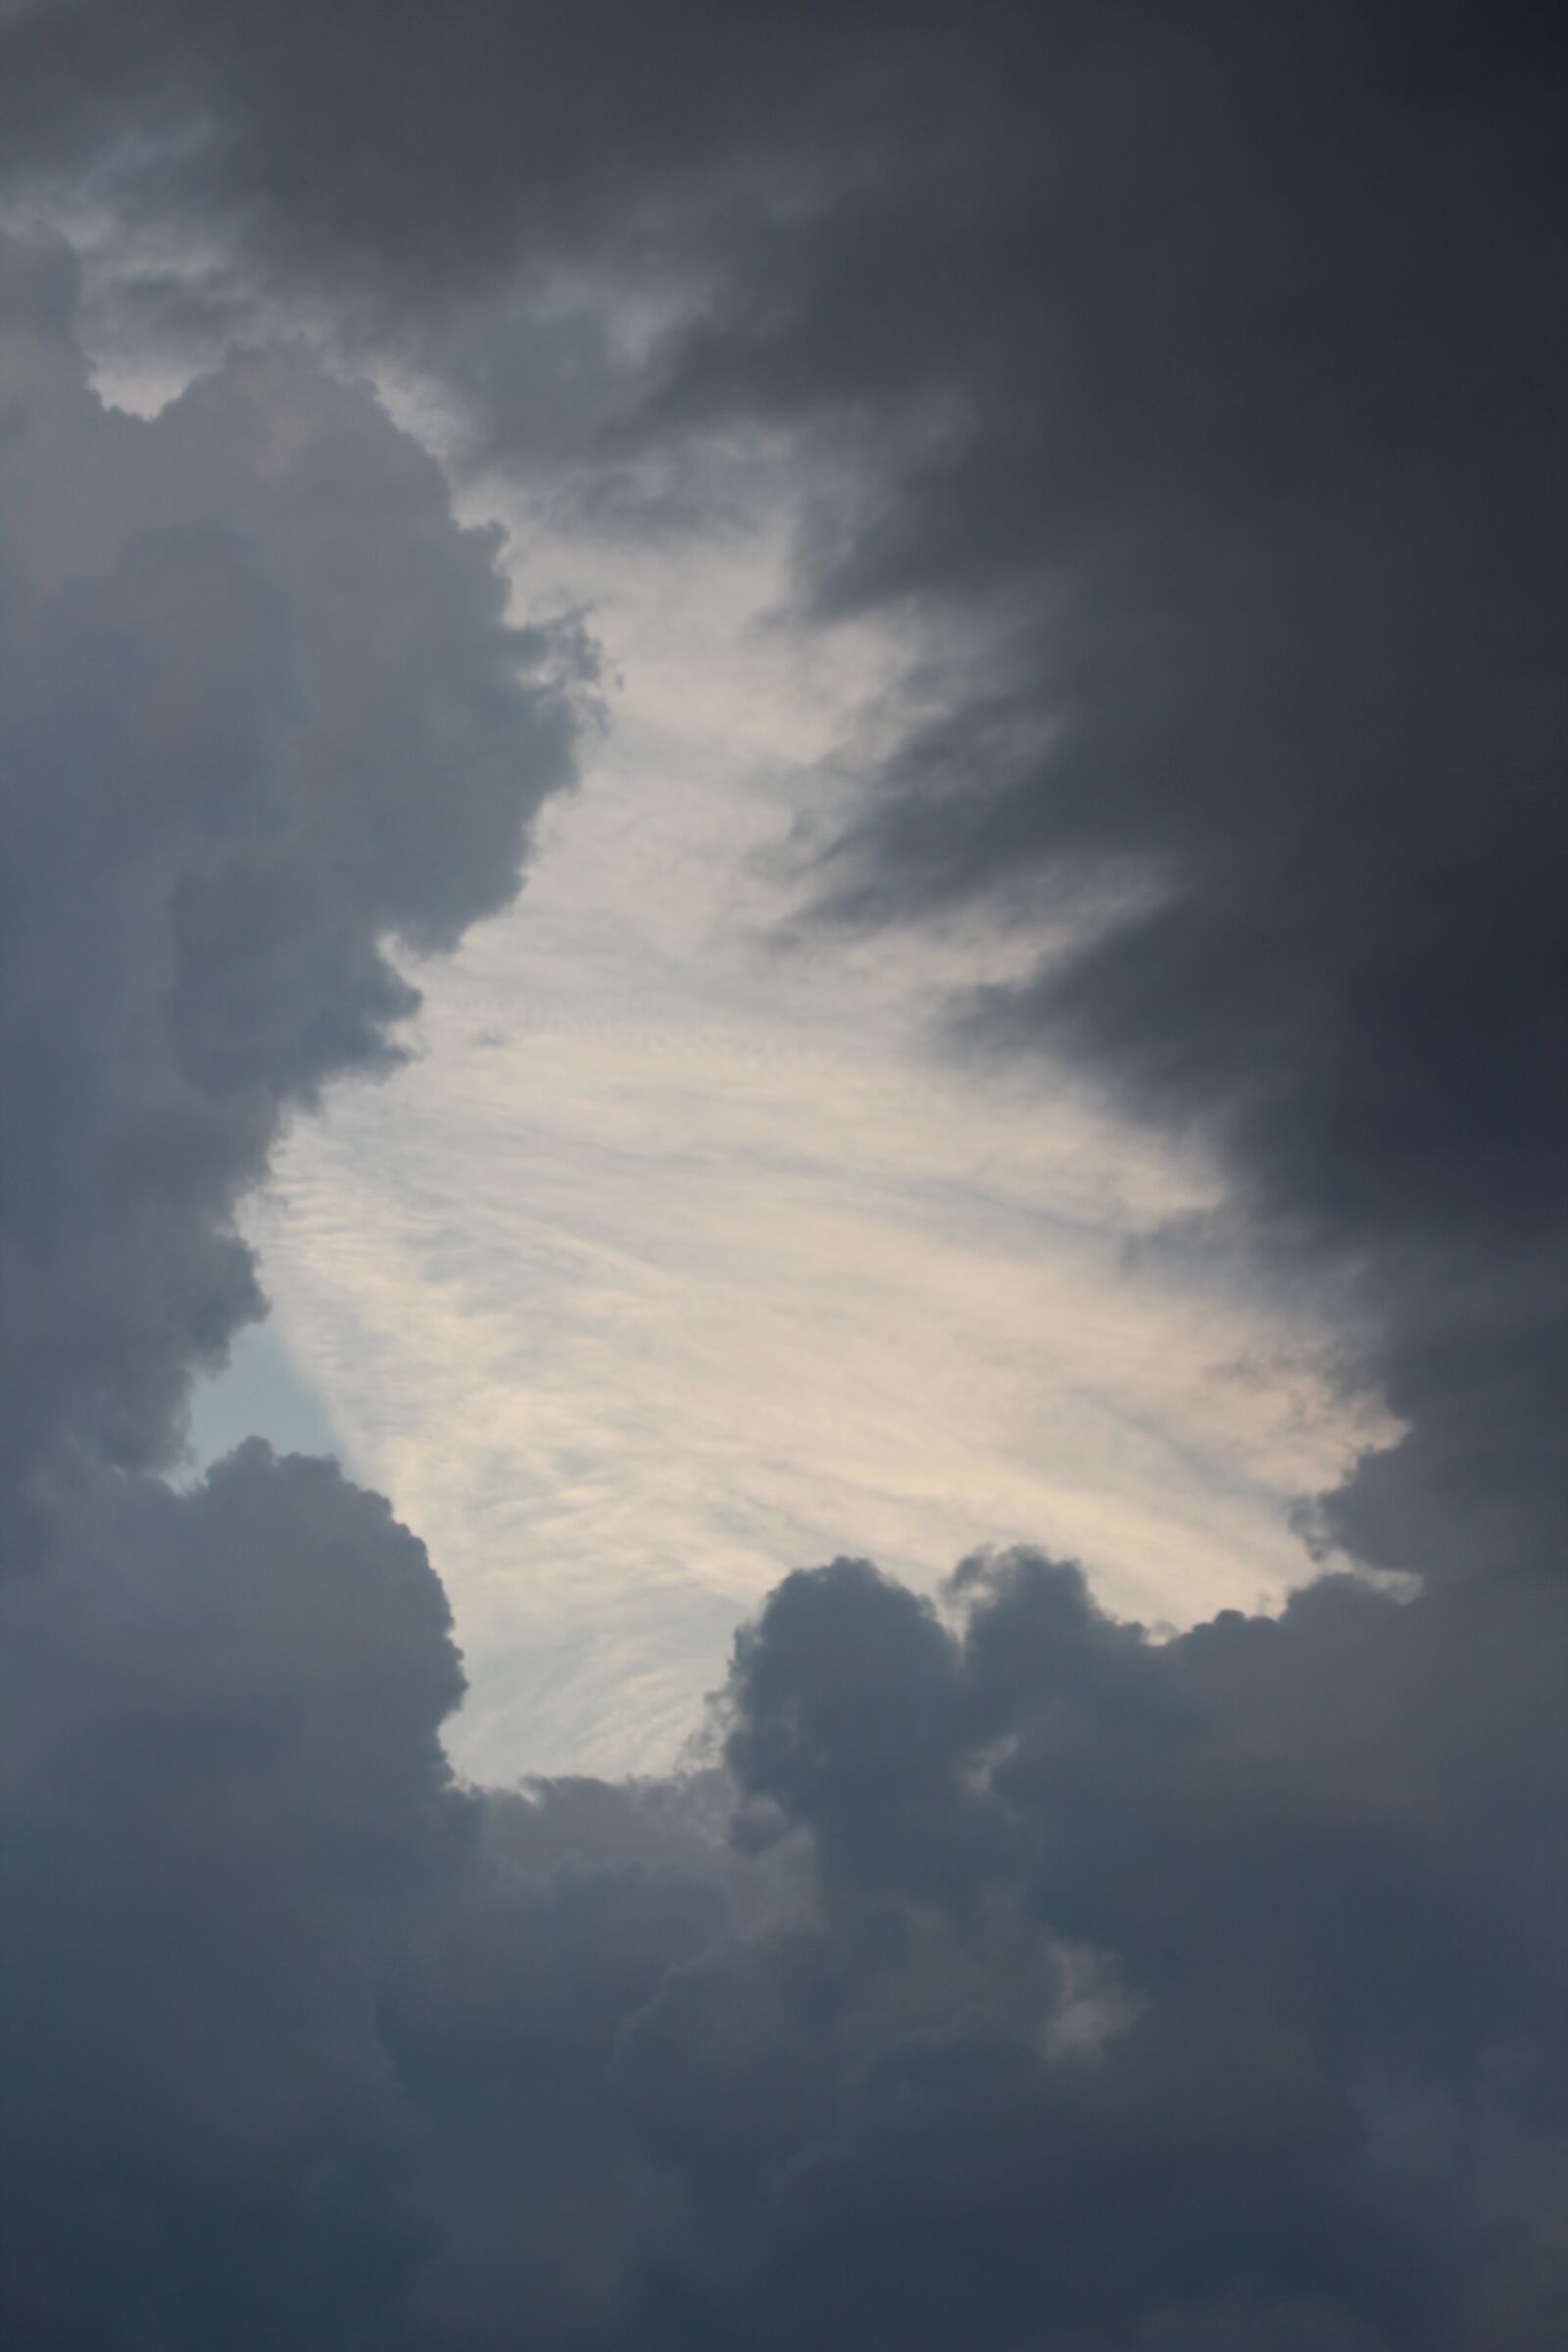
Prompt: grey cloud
<box><xmin>0</xmin><ymin>233</ymin><xmax>584</xmax><ymax>1503</ymax></box>
<box><xmin>0</xmin><ymin>1440</ymin><xmax>721</xmax><ymax>2349</ymax></box>
<box><xmin>645</xmin><ymin>10</ymin><xmax>1567</xmax><ymax>1595</ymax></box>
<box><xmin>2</xmin><ymin>13</ymin><xmax>1566</xmax><ymax>2350</ymax></box>
<box><xmin>1</xmin><ymin>1443</ymin><xmax>466</xmax><ymax>2348</ymax></box>
<box><xmin>0</xmin><ymin>0</ymin><xmax>937</xmax><ymax>281</ymax></box>
<box><xmin>731</xmin><ymin>21</ymin><xmax>1568</xmax><ymax>1594</ymax></box>
<box><xmin>10</xmin><ymin>1532</ymin><xmax>1565</xmax><ymax>2347</ymax></box>
<box><xmin>688</xmin><ymin>1553</ymin><xmax>1568</xmax><ymax>2348</ymax></box>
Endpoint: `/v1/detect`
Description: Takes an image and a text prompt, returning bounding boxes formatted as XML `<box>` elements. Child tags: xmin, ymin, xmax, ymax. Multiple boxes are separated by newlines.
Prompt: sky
<box><xmin>1</xmin><ymin>8</ymin><xmax>1565</xmax><ymax>2351</ymax></box>
<box><xmin>186</xmin><ymin>459</ymin><xmax>1381</xmax><ymax>1779</ymax></box>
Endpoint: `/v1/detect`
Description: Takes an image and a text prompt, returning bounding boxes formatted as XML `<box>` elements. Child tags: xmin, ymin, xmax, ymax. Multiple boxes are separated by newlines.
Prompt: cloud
<box><xmin>640</xmin><ymin>14</ymin><xmax>1568</xmax><ymax>1595</ymax></box>
<box><xmin>6</xmin><ymin>8</ymin><xmax>1559</xmax><ymax>1595</ymax></box>
<box><xmin>0</xmin><ymin>231</ymin><xmax>583</xmax><ymax>1510</ymax></box>
<box><xmin>0</xmin><ymin>232</ymin><xmax>595</xmax><ymax>2332</ymax></box>
<box><xmin>1</xmin><ymin>1442</ymin><xmax>466</xmax><ymax>2346</ymax></box>
<box><xmin>670</xmin><ymin>1553</ymin><xmax>1568</xmax><ymax>2352</ymax></box>
<box><xmin>1</xmin><ymin>3</ymin><xmax>1565</xmax><ymax>2342</ymax></box>
<box><xmin>9</xmin><ymin>1502</ymin><xmax>1567</xmax><ymax>2346</ymax></box>
<box><xmin>237</xmin><ymin>684</ymin><xmax>1380</xmax><ymax>1780</ymax></box>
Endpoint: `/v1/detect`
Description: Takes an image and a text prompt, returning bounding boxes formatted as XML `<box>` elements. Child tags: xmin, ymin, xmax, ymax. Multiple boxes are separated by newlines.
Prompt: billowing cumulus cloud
<box><xmin>0</xmin><ymin>232</ymin><xmax>583</xmax><ymax>1508</ymax></box>
<box><xmin>10</xmin><ymin>1501</ymin><xmax>1568</xmax><ymax>2346</ymax></box>
<box><xmin>1</xmin><ymin>9</ymin><xmax>1565</xmax><ymax>2350</ymax></box>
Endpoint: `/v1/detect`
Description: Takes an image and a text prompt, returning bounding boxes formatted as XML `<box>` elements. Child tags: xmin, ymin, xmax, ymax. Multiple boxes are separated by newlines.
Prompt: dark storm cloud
<box><xmin>0</xmin><ymin>0</ymin><xmax>966</xmax><ymax>483</ymax></box>
<box><xmin>705</xmin><ymin>1554</ymin><xmax>1568</xmax><ymax>2352</ymax></box>
<box><xmin>2</xmin><ymin>9</ymin><xmax>1566</xmax><ymax>2350</ymax></box>
<box><xmin>9</xmin><ymin>1516</ymin><xmax>1568</xmax><ymax>2347</ymax></box>
<box><xmin>620</xmin><ymin>9</ymin><xmax>1568</xmax><ymax>1598</ymax></box>
<box><xmin>0</xmin><ymin>0</ymin><xmax>938</xmax><ymax>279</ymax></box>
<box><xmin>649</xmin><ymin>7</ymin><xmax>1568</xmax><ymax>1596</ymax></box>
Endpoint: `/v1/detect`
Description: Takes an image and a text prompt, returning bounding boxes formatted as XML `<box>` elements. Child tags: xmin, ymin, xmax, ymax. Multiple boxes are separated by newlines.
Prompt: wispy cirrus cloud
<box><xmin>208</xmin><ymin>504</ymin><xmax>1384</xmax><ymax>1777</ymax></box>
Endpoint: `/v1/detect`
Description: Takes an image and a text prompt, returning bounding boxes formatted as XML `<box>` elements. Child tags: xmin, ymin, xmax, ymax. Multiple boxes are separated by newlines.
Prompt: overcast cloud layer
<box><xmin>2</xmin><ymin>8</ymin><xmax>1566</xmax><ymax>2350</ymax></box>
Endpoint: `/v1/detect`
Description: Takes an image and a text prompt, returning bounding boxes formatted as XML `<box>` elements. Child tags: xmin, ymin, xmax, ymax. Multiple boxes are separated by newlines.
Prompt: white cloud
<box><xmin>196</xmin><ymin>490</ymin><xmax>1388</xmax><ymax>1781</ymax></box>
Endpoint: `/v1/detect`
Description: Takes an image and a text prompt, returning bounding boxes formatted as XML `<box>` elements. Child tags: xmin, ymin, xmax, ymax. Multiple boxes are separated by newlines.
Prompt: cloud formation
<box><xmin>0</xmin><ymin>231</ymin><xmax>582</xmax><ymax>1509</ymax></box>
<box><xmin>10</xmin><ymin>1494</ymin><xmax>1568</xmax><ymax>2346</ymax></box>
<box><xmin>1</xmin><ymin>7</ymin><xmax>1565</xmax><ymax>2347</ymax></box>
<box><xmin>6</xmin><ymin>6</ymin><xmax>1559</xmax><ymax>1588</ymax></box>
